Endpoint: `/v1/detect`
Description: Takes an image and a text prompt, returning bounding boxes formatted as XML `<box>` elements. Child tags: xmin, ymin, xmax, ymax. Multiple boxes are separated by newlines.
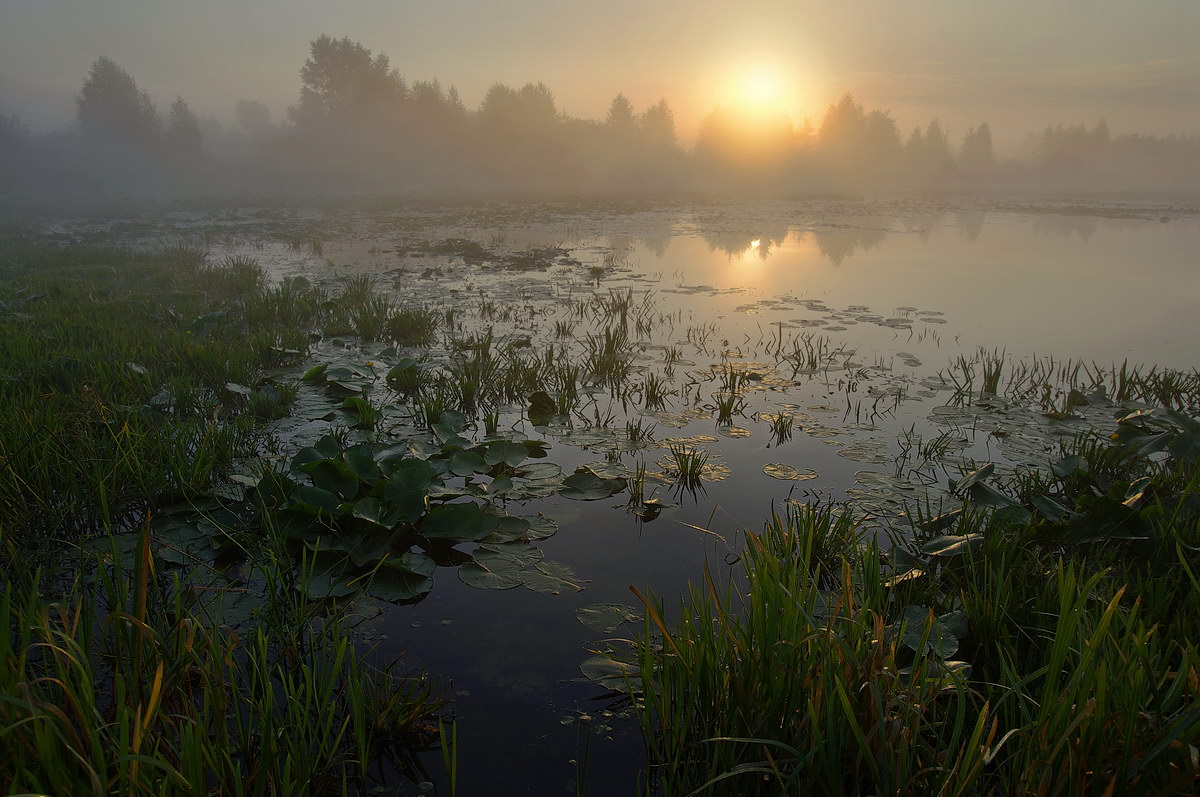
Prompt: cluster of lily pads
<box><xmin>150</xmin><ymin>410</ymin><xmax>629</xmax><ymax>605</ymax></box>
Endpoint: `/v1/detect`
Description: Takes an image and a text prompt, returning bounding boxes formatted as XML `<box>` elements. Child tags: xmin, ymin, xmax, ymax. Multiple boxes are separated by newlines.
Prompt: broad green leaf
<box><xmin>920</xmin><ymin>534</ymin><xmax>984</xmax><ymax>557</ymax></box>
<box><xmin>576</xmin><ymin>603</ymin><xmax>642</xmax><ymax>634</ymax></box>
<box><xmin>955</xmin><ymin>462</ymin><xmax>995</xmax><ymax>493</ymax></box>
<box><xmin>486</xmin><ymin>516</ymin><xmax>532</xmax><ymax>543</ymax></box>
<box><xmin>421</xmin><ymin>503</ymin><xmax>499</xmax><ymax>541</ymax></box>
<box><xmin>308</xmin><ymin>459</ymin><xmax>360</xmax><ymax>498</ymax></box>
<box><xmin>288</xmin><ymin>484</ymin><xmax>340</xmax><ymax>516</ymax></box>
<box><xmin>343</xmin><ymin>445</ymin><xmax>381</xmax><ymax>482</ymax></box>
<box><xmin>521</xmin><ymin>514</ymin><xmax>559</xmax><ymax>540</ymax></box>
<box><xmin>967</xmin><ymin>481</ymin><xmax>1017</xmax><ymax>509</ymax></box>
<box><xmin>458</xmin><ymin>558</ymin><xmax>523</xmax><ymax>590</ymax></box>
<box><xmin>919</xmin><ymin>509</ymin><xmax>963</xmax><ymax>534</ymax></box>
<box><xmin>560</xmin><ymin>472</ymin><xmax>625</xmax><ymax>501</ymax></box>
<box><xmin>450</xmin><ymin>449</ymin><xmax>489</xmax><ymax>477</ymax></box>
<box><xmin>485</xmin><ymin>441</ymin><xmax>529</xmax><ymax>468</ymax></box>
<box><xmin>515</xmin><ymin>462</ymin><xmax>562</xmax><ymax>480</ymax></box>
<box><xmin>898</xmin><ymin>605</ymin><xmax>958</xmax><ymax>659</ymax></box>
<box><xmin>368</xmin><ymin>554</ymin><xmax>436</xmax><ymax>601</ymax></box>
<box><xmin>579</xmin><ymin>655</ymin><xmax>640</xmax><ymax>693</ymax></box>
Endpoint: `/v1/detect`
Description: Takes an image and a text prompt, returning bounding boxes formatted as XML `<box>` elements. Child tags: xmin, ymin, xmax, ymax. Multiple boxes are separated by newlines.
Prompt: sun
<box><xmin>741</xmin><ymin>67</ymin><xmax>783</xmax><ymax>108</ymax></box>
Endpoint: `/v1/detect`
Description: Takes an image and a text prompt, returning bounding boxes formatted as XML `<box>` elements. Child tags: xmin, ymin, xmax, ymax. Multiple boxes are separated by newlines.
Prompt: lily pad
<box><xmin>576</xmin><ymin>603</ymin><xmax>642</xmax><ymax>634</ymax></box>
<box><xmin>421</xmin><ymin>503</ymin><xmax>500</xmax><ymax>541</ymax></box>
<box><xmin>367</xmin><ymin>553</ymin><xmax>436</xmax><ymax>601</ymax></box>
<box><xmin>763</xmin><ymin>463</ymin><xmax>818</xmax><ymax>481</ymax></box>
<box><xmin>560</xmin><ymin>472</ymin><xmax>626</xmax><ymax>501</ymax></box>
<box><xmin>580</xmin><ymin>654</ymin><xmax>640</xmax><ymax>693</ymax></box>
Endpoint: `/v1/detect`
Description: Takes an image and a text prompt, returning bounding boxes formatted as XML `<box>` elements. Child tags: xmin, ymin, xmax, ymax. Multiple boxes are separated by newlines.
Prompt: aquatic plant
<box><xmin>666</xmin><ymin>444</ymin><xmax>709</xmax><ymax>488</ymax></box>
<box><xmin>0</xmin><ymin>521</ymin><xmax>445</xmax><ymax>796</ymax></box>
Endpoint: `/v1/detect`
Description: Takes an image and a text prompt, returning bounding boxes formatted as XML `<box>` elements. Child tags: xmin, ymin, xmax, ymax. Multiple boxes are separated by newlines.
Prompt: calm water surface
<box><xmin>41</xmin><ymin>196</ymin><xmax>1200</xmax><ymax>794</ymax></box>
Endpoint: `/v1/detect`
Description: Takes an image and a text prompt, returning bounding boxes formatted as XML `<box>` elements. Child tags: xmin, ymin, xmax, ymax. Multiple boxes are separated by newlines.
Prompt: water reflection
<box><xmin>809</xmin><ymin>224</ymin><xmax>888</xmax><ymax>265</ymax></box>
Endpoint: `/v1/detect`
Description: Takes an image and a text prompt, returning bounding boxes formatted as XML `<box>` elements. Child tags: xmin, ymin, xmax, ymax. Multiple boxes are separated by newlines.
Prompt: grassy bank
<box><xmin>0</xmin><ymin>237</ymin><xmax>448</xmax><ymax>795</ymax></box>
<box><xmin>633</xmin><ymin>414</ymin><xmax>1200</xmax><ymax>794</ymax></box>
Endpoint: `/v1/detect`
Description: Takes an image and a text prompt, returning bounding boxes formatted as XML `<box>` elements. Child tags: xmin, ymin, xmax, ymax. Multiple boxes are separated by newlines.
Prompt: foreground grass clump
<box><xmin>634</xmin><ymin>420</ymin><xmax>1200</xmax><ymax>795</ymax></box>
<box><xmin>0</xmin><ymin>239</ymin><xmax>284</xmax><ymax>555</ymax></box>
<box><xmin>1</xmin><ymin>523</ymin><xmax>442</xmax><ymax>796</ymax></box>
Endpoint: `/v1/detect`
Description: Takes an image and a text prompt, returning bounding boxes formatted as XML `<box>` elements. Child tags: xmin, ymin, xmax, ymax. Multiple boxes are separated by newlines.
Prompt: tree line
<box><xmin>1</xmin><ymin>34</ymin><xmax>1196</xmax><ymax>197</ymax></box>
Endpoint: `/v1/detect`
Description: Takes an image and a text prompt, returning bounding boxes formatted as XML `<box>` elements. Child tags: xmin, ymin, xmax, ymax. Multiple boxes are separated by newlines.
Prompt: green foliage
<box><xmin>632</xmin><ymin>422</ymin><xmax>1200</xmax><ymax>794</ymax></box>
<box><xmin>0</xmin><ymin>522</ymin><xmax>443</xmax><ymax>796</ymax></box>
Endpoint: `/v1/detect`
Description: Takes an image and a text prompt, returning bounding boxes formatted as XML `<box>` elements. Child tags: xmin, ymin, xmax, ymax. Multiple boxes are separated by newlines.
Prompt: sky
<box><xmin>1</xmin><ymin>0</ymin><xmax>1197</xmax><ymax>147</ymax></box>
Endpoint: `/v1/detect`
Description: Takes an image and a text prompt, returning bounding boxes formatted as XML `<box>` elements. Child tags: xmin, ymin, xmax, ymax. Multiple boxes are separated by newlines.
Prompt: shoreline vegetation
<box><xmin>2</xmin><ymin>233</ymin><xmax>1198</xmax><ymax>794</ymax></box>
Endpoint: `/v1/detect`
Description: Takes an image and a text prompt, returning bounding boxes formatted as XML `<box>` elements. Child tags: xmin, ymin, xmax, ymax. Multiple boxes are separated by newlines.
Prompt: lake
<box><xmin>39</xmin><ymin>194</ymin><xmax>1200</xmax><ymax>794</ymax></box>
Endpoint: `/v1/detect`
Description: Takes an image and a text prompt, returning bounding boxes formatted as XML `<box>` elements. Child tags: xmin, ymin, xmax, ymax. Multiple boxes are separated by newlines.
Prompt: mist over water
<box><xmin>2</xmin><ymin>10</ymin><xmax>1198</xmax><ymax>795</ymax></box>
<box><xmin>1</xmin><ymin>35</ymin><xmax>1198</xmax><ymax>201</ymax></box>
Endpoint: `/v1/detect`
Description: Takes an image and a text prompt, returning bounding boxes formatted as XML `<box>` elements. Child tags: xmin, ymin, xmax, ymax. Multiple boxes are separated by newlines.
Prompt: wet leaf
<box><xmin>421</xmin><ymin>503</ymin><xmax>499</xmax><ymax>541</ymax></box>
<box><xmin>954</xmin><ymin>463</ymin><xmax>995</xmax><ymax>493</ymax></box>
<box><xmin>898</xmin><ymin>605</ymin><xmax>959</xmax><ymax>659</ymax></box>
<box><xmin>576</xmin><ymin>603</ymin><xmax>642</xmax><ymax>633</ymax></box>
<box><xmin>579</xmin><ymin>655</ymin><xmax>640</xmax><ymax>693</ymax></box>
<box><xmin>485</xmin><ymin>441</ymin><xmax>529</xmax><ymax>468</ymax></box>
<box><xmin>368</xmin><ymin>553</ymin><xmax>436</xmax><ymax>601</ymax></box>
<box><xmin>920</xmin><ymin>534</ymin><xmax>984</xmax><ymax>557</ymax></box>
<box><xmin>560</xmin><ymin>472</ymin><xmax>626</xmax><ymax>501</ymax></box>
<box><xmin>458</xmin><ymin>558</ymin><xmax>523</xmax><ymax>590</ymax></box>
<box><xmin>762</xmin><ymin>463</ymin><xmax>818</xmax><ymax>481</ymax></box>
<box><xmin>515</xmin><ymin>462</ymin><xmax>562</xmax><ymax>480</ymax></box>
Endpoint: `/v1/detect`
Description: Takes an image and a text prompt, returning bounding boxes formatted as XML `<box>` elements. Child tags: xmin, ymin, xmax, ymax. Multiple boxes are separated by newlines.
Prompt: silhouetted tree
<box><xmin>77</xmin><ymin>57</ymin><xmax>160</xmax><ymax>144</ymax></box>
<box><xmin>959</xmin><ymin>122</ymin><xmax>994</xmax><ymax>174</ymax></box>
<box><xmin>906</xmin><ymin>119</ymin><xmax>955</xmax><ymax>179</ymax></box>
<box><xmin>639</xmin><ymin>99</ymin><xmax>676</xmax><ymax>147</ymax></box>
<box><xmin>817</xmin><ymin>93</ymin><xmax>866</xmax><ymax>152</ymax></box>
<box><xmin>290</xmin><ymin>35</ymin><xmax>406</xmax><ymax>127</ymax></box>
<box><xmin>606</xmin><ymin>94</ymin><xmax>637</xmax><ymax>133</ymax></box>
<box><xmin>165</xmin><ymin>97</ymin><xmax>203</xmax><ymax>153</ymax></box>
<box><xmin>0</xmin><ymin>112</ymin><xmax>28</xmax><ymax>145</ymax></box>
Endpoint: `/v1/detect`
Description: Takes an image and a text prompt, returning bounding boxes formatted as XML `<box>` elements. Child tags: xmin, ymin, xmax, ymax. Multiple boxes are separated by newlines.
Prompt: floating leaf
<box><xmin>307</xmin><ymin>459</ymin><xmax>359</xmax><ymax>499</ymax></box>
<box><xmin>422</xmin><ymin>503</ymin><xmax>499</xmax><ymax>541</ymax></box>
<box><xmin>486</xmin><ymin>516</ymin><xmax>532</xmax><ymax>542</ymax></box>
<box><xmin>458</xmin><ymin>557</ymin><xmax>523</xmax><ymax>590</ymax></box>
<box><xmin>579</xmin><ymin>655</ymin><xmax>640</xmax><ymax>693</ymax></box>
<box><xmin>515</xmin><ymin>462</ymin><xmax>562</xmax><ymax>480</ymax></box>
<box><xmin>485</xmin><ymin>441</ymin><xmax>529</xmax><ymax>468</ymax></box>
<box><xmin>449</xmin><ymin>449</ymin><xmax>488</xmax><ymax>477</ymax></box>
<box><xmin>520</xmin><ymin>514</ymin><xmax>559</xmax><ymax>540</ymax></box>
<box><xmin>576</xmin><ymin>603</ymin><xmax>642</xmax><ymax>634</ymax></box>
<box><xmin>368</xmin><ymin>553</ymin><xmax>436</xmax><ymax>601</ymax></box>
<box><xmin>763</xmin><ymin>463</ymin><xmax>818</xmax><ymax>481</ymax></box>
<box><xmin>560</xmin><ymin>472</ymin><xmax>626</xmax><ymax>501</ymax></box>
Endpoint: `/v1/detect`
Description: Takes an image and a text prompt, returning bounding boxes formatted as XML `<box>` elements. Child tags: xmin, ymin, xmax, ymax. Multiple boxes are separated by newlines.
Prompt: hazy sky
<box><xmin>2</xmin><ymin>0</ymin><xmax>1197</xmax><ymax>146</ymax></box>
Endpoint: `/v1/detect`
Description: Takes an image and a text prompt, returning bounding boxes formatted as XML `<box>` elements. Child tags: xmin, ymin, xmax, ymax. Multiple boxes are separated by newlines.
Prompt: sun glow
<box><xmin>742</xmin><ymin>68</ymin><xmax>783</xmax><ymax>108</ymax></box>
<box><xmin>717</xmin><ymin>62</ymin><xmax>795</xmax><ymax>117</ymax></box>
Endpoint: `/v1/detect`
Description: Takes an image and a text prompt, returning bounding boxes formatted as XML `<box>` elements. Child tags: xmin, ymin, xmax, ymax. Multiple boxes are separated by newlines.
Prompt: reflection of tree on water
<box><xmin>810</xmin><ymin>224</ymin><xmax>888</xmax><ymax>266</ymax></box>
<box><xmin>956</xmin><ymin>211</ymin><xmax>986</xmax><ymax>241</ymax></box>
<box><xmin>700</xmin><ymin>225</ymin><xmax>789</xmax><ymax>259</ymax></box>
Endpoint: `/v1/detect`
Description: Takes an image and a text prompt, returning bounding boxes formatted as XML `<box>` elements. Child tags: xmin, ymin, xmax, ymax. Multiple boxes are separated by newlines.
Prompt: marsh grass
<box><xmin>0</xmin><ymin>519</ymin><xmax>445</xmax><ymax>796</ymax></box>
<box><xmin>0</xmin><ymin>241</ymin><xmax>287</xmax><ymax>555</ymax></box>
<box><xmin>942</xmin><ymin>349</ymin><xmax>1200</xmax><ymax>411</ymax></box>
<box><xmin>666</xmin><ymin>444</ymin><xmax>709</xmax><ymax>488</ymax></box>
<box><xmin>634</xmin><ymin>430</ymin><xmax>1200</xmax><ymax>795</ymax></box>
<box><xmin>386</xmin><ymin>305</ymin><xmax>441</xmax><ymax>346</ymax></box>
